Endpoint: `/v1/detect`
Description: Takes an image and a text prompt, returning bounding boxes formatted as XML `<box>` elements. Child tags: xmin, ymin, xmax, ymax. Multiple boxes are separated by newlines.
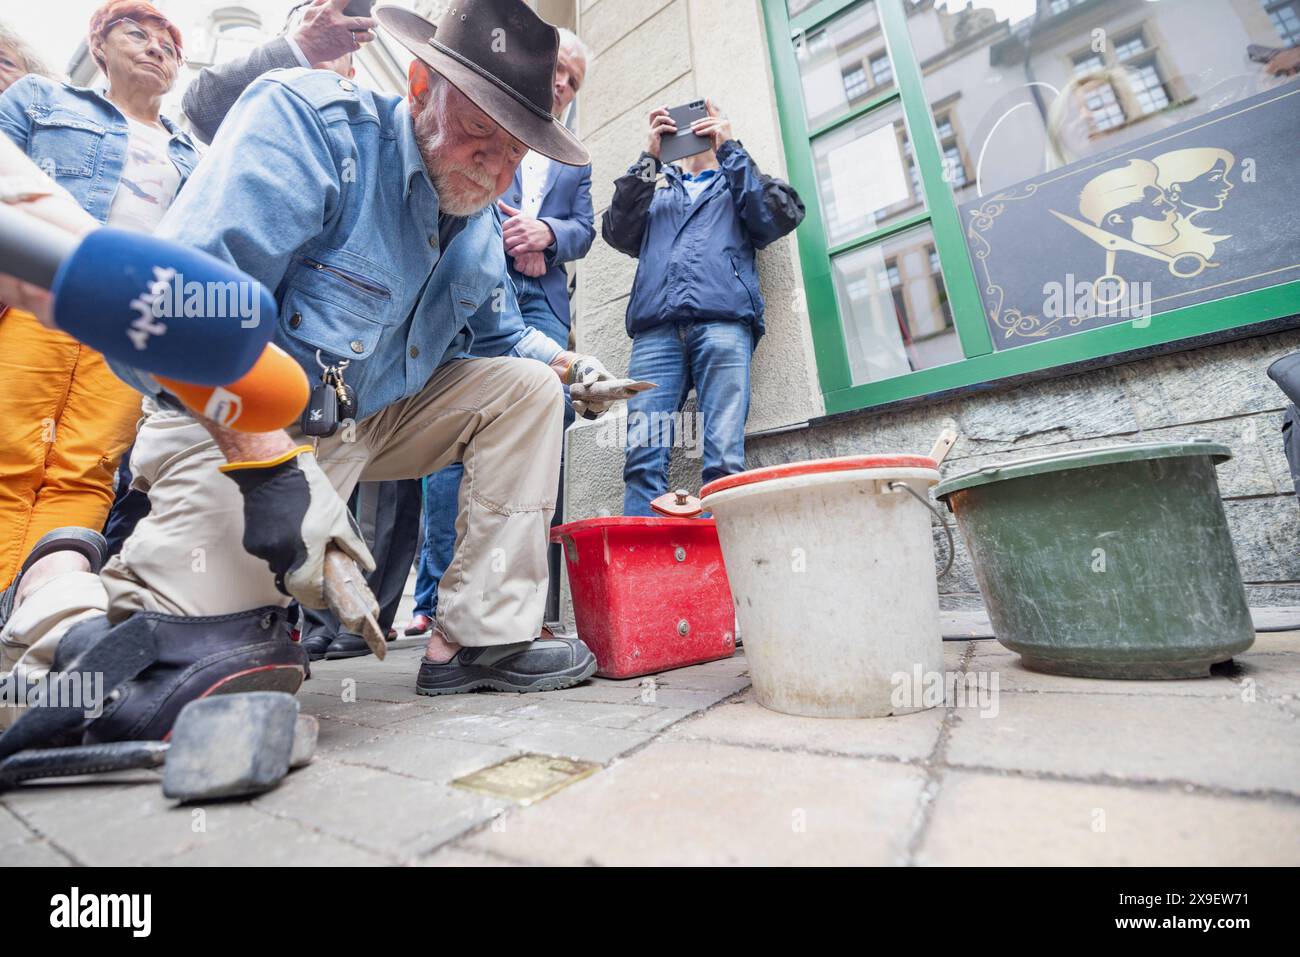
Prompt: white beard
<box><xmin>414</xmin><ymin>103</ymin><xmax>495</xmax><ymax>217</ymax></box>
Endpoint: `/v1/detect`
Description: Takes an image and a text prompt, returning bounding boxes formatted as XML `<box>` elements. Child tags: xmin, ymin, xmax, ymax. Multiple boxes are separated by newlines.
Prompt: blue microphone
<box><xmin>0</xmin><ymin>203</ymin><xmax>276</xmax><ymax>386</ymax></box>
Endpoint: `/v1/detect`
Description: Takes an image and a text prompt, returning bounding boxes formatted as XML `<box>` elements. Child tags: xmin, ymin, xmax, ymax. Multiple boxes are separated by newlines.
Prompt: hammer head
<box><xmin>161</xmin><ymin>692</ymin><xmax>299</xmax><ymax>803</ymax></box>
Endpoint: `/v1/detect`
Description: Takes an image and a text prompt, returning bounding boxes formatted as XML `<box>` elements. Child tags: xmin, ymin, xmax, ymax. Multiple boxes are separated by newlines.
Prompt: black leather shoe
<box><xmin>84</xmin><ymin>607</ymin><xmax>307</xmax><ymax>744</ymax></box>
<box><xmin>325</xmin><ymin>632</ymin><xmax>373</xmax><ymax>660</ymax></box>
<box><xmin>416</xmin><ymin>635</ymin><xmax>597</xmax><ymax>696</ymax></box>
<box><xmin>301</xmin><ymin>633</ymin><xmax>334</xmax><ymax>661</ymax></box>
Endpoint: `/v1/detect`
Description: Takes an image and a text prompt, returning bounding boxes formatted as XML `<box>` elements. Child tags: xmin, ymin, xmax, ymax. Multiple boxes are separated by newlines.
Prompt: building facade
<box><xmin>561</xmin><ymin>0</ymin><xmax>1300</xmax><ymax>618</ymax></box>
<box><xmin>55</xmin><ymin>0</ymin><xmax>1300</xmax><ymax>615</ymax></box>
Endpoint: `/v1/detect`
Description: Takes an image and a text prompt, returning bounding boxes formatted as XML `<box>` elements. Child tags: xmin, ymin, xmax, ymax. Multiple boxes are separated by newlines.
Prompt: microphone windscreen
<box><xmin>156</xmin><ymin>343</ymin><xmax>311</xmax><ymax>434</ymax></box>
<box><xmin>51</xmin><ymin>227</ymin><xmax>276</xmax><ymax>385</ymax></box>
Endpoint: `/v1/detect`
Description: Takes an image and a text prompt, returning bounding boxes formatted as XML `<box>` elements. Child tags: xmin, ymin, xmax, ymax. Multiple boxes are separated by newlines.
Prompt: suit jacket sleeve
<box><xmin>601</xmin><ymin>153</ymin><xmax>661</xmax><ymax>259</ymax></box>
<box><xmin>182</xmin><ymin>38</ymin><xmax>302</xmax><ymax>145</ymax></box>
<box><xmin>541</xmin><ymin>163</ymin><xmax>595</xmax><ymax>267</ymax></box>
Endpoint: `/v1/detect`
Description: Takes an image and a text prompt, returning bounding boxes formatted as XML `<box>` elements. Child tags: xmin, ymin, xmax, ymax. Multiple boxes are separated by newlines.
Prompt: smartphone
<box><xmin>345</xmin><ymin>0</ymin><xmax>375</xmax><ymax>16</ymax></box>
<box><xmin>660</xmin><ymin>100</ymin><xmax>712</xmax><ymax>164</ymax></box>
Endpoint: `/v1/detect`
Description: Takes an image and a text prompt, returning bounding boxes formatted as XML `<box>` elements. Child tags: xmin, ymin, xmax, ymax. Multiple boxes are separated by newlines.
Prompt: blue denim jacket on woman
<box><xmin>0</xmin><ymin>75</ymin><xmax>201</xmax><ymax>225</ymax></box>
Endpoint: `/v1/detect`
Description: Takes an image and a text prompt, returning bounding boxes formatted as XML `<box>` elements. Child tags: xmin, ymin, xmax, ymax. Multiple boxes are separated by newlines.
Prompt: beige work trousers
<box><xmin>0</xmin><ymin>356</ymin><xmax>564</xmax><ymax>720</ymax></box>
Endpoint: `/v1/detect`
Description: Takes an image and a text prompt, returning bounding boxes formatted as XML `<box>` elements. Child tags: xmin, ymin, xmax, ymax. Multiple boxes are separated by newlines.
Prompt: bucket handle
<box><xmin>887</xmin><ymin>481</ymin><xmax>956</xmax><ymax>579</ymax></box>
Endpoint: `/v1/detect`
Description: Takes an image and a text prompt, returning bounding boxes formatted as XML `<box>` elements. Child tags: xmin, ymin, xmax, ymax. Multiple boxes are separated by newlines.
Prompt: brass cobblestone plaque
<box><xmin>452</xmin><ymin>754</ymin><xmax>600</xmax><ymax>805</ymax></box>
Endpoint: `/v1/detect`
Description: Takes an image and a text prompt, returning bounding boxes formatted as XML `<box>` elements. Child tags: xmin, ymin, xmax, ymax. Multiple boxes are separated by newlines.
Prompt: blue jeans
<box><xmin>412</xmin><ymin>463</ymin><xmax>463</xmax><ymax>617</ymax></box>
<box><xmin>622</xmin><ymin>320</ymin><xmax>753</xmax><ymax>517</ymax></box>
<box><xmin>413</xmin><ymin>280</ymin><xmax>571</xmax><ymax>617</ymax></box>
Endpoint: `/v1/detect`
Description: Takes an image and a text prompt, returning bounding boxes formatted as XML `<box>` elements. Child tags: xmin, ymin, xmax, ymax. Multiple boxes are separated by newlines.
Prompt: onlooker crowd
<box><xmin>0</xmin><ymin>0</ymin><xmax>806</xmax><ymax>755</ymax></box>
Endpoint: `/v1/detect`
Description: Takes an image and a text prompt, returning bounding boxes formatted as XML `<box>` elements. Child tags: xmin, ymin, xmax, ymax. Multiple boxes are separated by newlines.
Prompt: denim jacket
<box><xmin>111</xmin><ymin>68</ymin><xmax>547</xmax><ymax>420</ymax></box>
<box><xmin>0</xmin><ymin>75</ymin><xmax>201</xmax><ymax>225</ymax></box>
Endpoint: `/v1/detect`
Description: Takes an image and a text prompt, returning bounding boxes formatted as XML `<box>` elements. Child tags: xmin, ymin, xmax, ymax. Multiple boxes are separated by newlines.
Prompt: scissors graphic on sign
<box><xmin>1049</xmin><ymin>209</ymin><xmax>1218</xmax><ymax>307</ymax></box>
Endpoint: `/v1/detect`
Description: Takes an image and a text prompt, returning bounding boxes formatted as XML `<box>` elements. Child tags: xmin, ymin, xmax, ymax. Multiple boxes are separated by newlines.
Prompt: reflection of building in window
<box><xmin>843</xmin><ymin>66</ymin><xmax>870</xmax><ymax>100</ymax></box>
<box><xmin>927</xmin><ymin>244</ymin><xmax>953</xmax><ymax>327</ymax></box>
<box><xmin>1049</xmin><ymin>0</ymin><xmax>1087</xmax><ymax>15</ymax></box>
<box><xmin>1069</xmin><ymin>25</ymin><xmax>1177</xmax><ymax>133</ymax></box>
<box><xmin>209</xmin><ymin>7</ymin><xmax>263</xmax><ymax>65</ymax></box>
<box><xmin>870</xmin><ymin>53</ymin><xmax>894</xmax><ymax>88</ymax></box>
<box><xmin>1261</xmin><ymin>0</ymin><xmax>1300</xmax><ymax>44</ymax></box>
<box><xmin>796</xmin><ymin>0</ymin><xmax>888</xmax><ymax>129</ymax></box>
<box><xmin>1113</xmin><ymin>32</ymin><xmax>1171</xmax><ymax>115</ymax></box>
<box><xmin>934</xmin><ymin>111</ymin><xmax>968</xmax><ymax>187</ymax></box>
<box><xmin>1069</xmin><ymin>64</ymin><xmax>1127</xmax><ymax>132</ymax></box>
<box><xmin>885</xmin><ymin>257</ymin><xmax>909</xmax><ymax>343</ymax></box>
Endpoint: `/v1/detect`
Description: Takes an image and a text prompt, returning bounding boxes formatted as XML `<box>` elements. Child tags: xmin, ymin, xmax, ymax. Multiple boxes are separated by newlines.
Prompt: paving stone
<box><xmin>507</xmin><ymin>699</ymin><xmax>668</xmax><ymax>729</ymax></box>
<box><xmin>617</xmin><ymin>687</ymin><xmax>740</xmax><ymax>711</ymax></box>
<box><xmin>3</xmin><ymin>781</ymin><xmax>278</xmax><ymax>867</ymax></box>
<box><xmin>417</xmin><ymin>846</ymin><xmax>520</xmax><ymax>867</ymax></box>
<box><xmin>3</xmin><ymin>839</ymin><xmax>72</xmax><ymax>865</ymax></box>
<box><xmin>296</xmin><ymin>694</ymin><xmax>427</xmax><ymax>729</ymax></box>
<box><xmin>648</xmin><ymin>672</ymin><xmax>751</xmax><ymax>695</ymax></box>
<box><xmin>252</xmin><ymin>761</ymin><xmax>499</xmax><ymax>859</ymax></box>
<box><xmin>917</xmin><ymin>770</ymin><xmax>1300</xmax><ymax>866</ymax></box>
<box><xmin>625</xmin><ymin>706</ymin><xmax>697</xmax><ymax>733</ymax></box>
<box><xmin>966</xmin><ymin>647</ymin><xmax>1244</xmax><ymax>698</ymax></box>
<box><xmin>0</xmin><ymin>803</ymin><xmax>36</xmax><ymax>846</ymax></box>
<box><xmin>498</xmin><ymin>721</ymin><xmax>654</xmax><ymax>764</ymax></box>
<box><xmin>1230</xmin><ymin>653</ymin><xmax>1300</xmax><ymax>705</ymax></box>
<box><xmin>943</xmin><ymin>692</ymin><xmax>1300</xmax><ymax>793</ymax></box>
<box><xmin>666</xmin><ymin>692</ymin><xmax>944</xmax><ymax>761</ymax></box>
<box><xmin>312</xmin><ymin>716</ymin><xmax>389</xmax><ymax>757</ymax></box>
<box><xmin>330</xmin><ymin>727</ymin><xmax>516</xmax><ymax>784</ymax></box>
<box><xmin>465</xmin><ymin>740</ymin><xmax>927</xmax><ymax>866</ymax></box>
<box><xmin>156</xmin><ymin>811</ymin><xmax>390</xmax><ymax>867</ymax></box>
<box><xmin>1247</xmin><ymin>632</ymin><xmax>1300</xmax><ymax>654</ymax></box>
<box><xmin>393</xmin><ymin>710</ymin><xmax>543</xmax><ymax>745</ymax></box>
<box><xmin>534</xmin><ymin>681</ymin><xmax>654</xmax><ymax>705</ymax></box>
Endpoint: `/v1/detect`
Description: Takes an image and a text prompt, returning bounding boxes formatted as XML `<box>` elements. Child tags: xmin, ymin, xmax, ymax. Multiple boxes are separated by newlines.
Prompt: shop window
<box><xmin>764</xmin><ymin>0</ymin><xmax>1300</xmax><ymax>414</ymax></box>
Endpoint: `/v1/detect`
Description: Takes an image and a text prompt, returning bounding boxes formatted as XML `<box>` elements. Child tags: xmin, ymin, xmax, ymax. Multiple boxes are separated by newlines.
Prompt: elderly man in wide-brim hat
<box><xmin>0</xmin><ymin>0</ymin><xmax>613</xmax><ymax>753</ymax></box>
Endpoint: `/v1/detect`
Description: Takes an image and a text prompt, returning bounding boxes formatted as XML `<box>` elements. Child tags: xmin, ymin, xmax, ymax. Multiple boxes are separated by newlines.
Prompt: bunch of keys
<box><xmin>302</xmin><ymin>352</ymin><xmax>357</xmax><ymax>438</ymax></box>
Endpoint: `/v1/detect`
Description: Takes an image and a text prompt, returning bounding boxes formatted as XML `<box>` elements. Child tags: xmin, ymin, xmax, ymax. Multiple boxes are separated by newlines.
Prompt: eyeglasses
<box><xmin>107</xmin><ymin>17</ymin><xmax>183</xmax><ymax>64</ymax></box>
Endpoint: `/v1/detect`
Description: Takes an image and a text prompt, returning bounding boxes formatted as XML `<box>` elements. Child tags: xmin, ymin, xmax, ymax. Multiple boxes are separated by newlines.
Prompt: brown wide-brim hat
<box><xmin>375</xmin><ymin>1</ymin><xmax>589</xmax><ymax>167</ymax></box>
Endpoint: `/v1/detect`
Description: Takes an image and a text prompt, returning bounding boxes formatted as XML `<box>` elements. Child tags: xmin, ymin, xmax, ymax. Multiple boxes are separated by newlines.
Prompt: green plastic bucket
<box><xmin>934</xmin><ymin>441</ymin><xmax>1254</xmax><ymax>679</ymax></box>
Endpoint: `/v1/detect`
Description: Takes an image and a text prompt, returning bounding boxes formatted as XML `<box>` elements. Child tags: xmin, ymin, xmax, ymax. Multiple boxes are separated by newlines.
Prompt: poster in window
<box><xmin>959</xmin><ymin>82</ymin><xmax>1300</xmax><ymax>350</ymax></box>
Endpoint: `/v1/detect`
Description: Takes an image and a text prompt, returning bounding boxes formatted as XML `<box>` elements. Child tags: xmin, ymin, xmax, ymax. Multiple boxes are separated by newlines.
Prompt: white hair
<box><xmin>556</xmin><ymin>28</ymin><xmax>591</xmax><ymax>68</ymax></box>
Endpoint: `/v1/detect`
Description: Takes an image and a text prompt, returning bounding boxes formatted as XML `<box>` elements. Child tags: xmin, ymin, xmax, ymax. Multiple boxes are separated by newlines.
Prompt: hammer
<box><xmin>0</xmin><ymin>692</ymin><xmax>317</xmax><ymax>803</ymax></box>
<box><xmin>323</xmin><ymin>547</ymin><xmax>387</xmax><ymax>660</ymax></box>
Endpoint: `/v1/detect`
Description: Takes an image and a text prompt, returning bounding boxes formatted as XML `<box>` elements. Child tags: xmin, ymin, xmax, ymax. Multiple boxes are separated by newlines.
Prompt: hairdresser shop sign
<box><xmin>960</xmin><ymin>83</ymin><xmax>1300</xmax><ymax>349</ymax></box>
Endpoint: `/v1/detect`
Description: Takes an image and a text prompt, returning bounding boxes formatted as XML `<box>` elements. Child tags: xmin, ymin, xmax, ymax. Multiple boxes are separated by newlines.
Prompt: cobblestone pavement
<box><xmin>3</xmin><ymin>633</ymin><xmax>1298</xmax><ymax>866</ymax></box>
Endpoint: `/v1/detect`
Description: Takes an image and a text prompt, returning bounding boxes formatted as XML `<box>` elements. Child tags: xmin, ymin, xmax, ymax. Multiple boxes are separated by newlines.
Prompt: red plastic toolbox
<box><xmin>552</xmin><ymin>517</ymin><xmax>737</xmax><ymax>679</ymax></box>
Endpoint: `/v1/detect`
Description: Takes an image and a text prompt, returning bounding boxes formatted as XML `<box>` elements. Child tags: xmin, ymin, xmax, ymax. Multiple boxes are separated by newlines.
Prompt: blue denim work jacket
<box><xmin>0</xmin><ymin>75</ymin><xmax>201</xmax><ymax>224</ymax></box>
<box><xmin>114</xmin><ymin>68</ymin><xmax>529</xmax><ymax>420</ymax></box>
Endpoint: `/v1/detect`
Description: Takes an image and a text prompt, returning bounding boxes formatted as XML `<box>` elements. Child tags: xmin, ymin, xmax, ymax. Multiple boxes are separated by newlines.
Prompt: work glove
<box><xmin>219</xmin><ymin>446</ymin><xmax>375</xmax><ymax>609</ymax></box>
<box><xmin>551</xmin><ymin>352</ymin><xmax>617</xmax><ymax>420</ymax></box>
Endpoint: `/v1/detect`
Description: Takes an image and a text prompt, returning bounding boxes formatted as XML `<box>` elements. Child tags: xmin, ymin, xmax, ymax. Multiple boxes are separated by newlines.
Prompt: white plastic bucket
<box><xmin>700</xmin><ymin>455</ymin><xmax>944</xmax><ymax>719</ymax></box>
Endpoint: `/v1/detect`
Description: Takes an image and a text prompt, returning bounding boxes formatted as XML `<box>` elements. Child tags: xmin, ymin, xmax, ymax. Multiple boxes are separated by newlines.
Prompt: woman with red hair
<box><xmin>0</xmin><ymin>1</ymin><xmax>200</xmax><ymax>643</ymax></box>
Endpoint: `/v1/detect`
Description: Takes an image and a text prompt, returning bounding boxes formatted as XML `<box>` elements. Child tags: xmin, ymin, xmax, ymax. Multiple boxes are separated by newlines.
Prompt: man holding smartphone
<box><xmin>602</xmin><ymin>101</ymin><xmax>806</xmax><ymax>516</ymax></box>
<box><xmin>182</xmin><ymin>0</ymin><xmax>376</xmax><ymax>144</ymax></box>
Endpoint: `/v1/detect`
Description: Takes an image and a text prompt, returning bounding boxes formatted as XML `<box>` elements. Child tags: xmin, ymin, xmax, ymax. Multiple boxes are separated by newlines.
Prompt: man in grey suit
<box><xmin>182</xmin><ymin>0</ymin><xmax>377</xmax><ymax>143</ymax></box>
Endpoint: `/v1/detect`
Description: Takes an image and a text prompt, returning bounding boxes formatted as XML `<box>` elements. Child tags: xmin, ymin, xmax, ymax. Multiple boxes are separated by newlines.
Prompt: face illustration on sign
<box><xmin>1051</xmin><ymin>148</ymin><xmax>1237</xmax><ymax>303</ymax></box>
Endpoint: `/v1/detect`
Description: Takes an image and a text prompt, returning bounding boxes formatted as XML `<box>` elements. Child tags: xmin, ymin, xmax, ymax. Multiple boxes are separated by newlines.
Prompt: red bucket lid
<box><xmin>700</xmin><ymin>454</ymin><xmax>939</xmax><ymax>498</ymax></box>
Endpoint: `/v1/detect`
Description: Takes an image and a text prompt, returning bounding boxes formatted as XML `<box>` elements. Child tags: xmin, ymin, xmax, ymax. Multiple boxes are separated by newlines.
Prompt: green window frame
<box><xmin>764</xmin><ymin>0</ymin><xmax>1300</xmax><ymax>416</ymax></box>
